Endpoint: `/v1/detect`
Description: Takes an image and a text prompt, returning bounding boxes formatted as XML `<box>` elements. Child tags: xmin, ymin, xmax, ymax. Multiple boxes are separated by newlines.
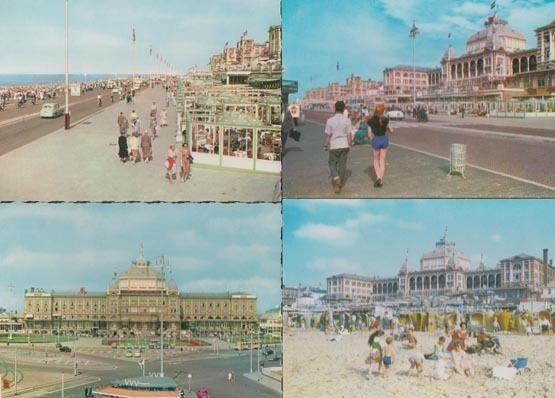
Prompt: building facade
<box><xmin>326</xmin><ymin>234</ymin><xmax>554</xmax><ymax>303</ymax></box>
<box><xmin>383</xmin><ymin>65</ymin><xmax>432</xmax><ymax>96</ymax></box>
<box><xmin>23</xmin><ymin>251</ymin><xmax>257</xmax><ymax>336</ymax></box>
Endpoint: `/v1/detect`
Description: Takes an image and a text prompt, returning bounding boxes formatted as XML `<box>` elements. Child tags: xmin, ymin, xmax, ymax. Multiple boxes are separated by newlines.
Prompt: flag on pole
<box><xmin>336</xmin><ymin>61</ymin><xmax>340</xmax><ymax>71</ymax></box>
<box><xmin>242</xmin><ymin>30</ymin><xmax>248</xmax><ymax>37</ymax></box>
<box><xmin>149</xmin><ymin>47</ymin><xmax>152</xmax><ymax>56</ymax></box>
<box><xmin>448</xmin><ymin>32</ymin><xmax>451</xmax><ymax>39</ymax></box>
<box><xmin>224</xmin><ymin>41</ymin><xmax>229</xmax><ymax>47</ymax></box>
<box><xmin>491</xmin><ymin>1</ymin><xmax>496</xmax><ymax>10</ymax></box>
<box><xmin>132</xmin><ymin>28</ymin><xmax>136</xmax><ymax>44</ymax></box>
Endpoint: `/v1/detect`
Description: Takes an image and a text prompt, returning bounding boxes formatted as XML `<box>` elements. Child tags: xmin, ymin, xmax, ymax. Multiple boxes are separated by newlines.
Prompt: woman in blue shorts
<box><xmin>366</xmin><ymin>104</ymin><xmax>394</xmax><ymax>187</ymax></box>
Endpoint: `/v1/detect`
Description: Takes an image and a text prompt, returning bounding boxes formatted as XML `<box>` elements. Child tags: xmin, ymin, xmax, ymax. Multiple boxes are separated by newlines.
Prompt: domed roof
<box><xmin>466</xmin><ymin>17</ymin><xmax>526</xmax><ymax>53</ymax></box>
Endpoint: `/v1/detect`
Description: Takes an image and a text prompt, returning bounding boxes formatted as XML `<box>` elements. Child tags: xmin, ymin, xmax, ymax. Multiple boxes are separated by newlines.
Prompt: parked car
<box><xmin>39</xmin><ymin>102</ymin><xmax>63</xmax><ymax>118</ymax></box>
<box><xmin>59</xmin><ymin>346</ymin><xmax>71</xmax><ymax>352</ymax></box>
<box><xmin>386</xmin><ymin>109</ymin><xmax>404</xmax><ymax>121</ymax></box>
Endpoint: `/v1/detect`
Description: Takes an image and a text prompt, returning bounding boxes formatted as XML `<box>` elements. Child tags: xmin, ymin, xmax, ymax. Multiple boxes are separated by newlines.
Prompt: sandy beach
<box><xmin>284</xmin><ymin>328</ymin><xmax>555</xmax><ymax>398</ymax></box>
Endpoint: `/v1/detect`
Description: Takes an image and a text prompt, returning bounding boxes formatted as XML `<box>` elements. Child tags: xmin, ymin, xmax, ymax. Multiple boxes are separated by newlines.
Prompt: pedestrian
<box><xmin>129</xmin><ymin>132</ymin><xmax>141</xmax><ymax>164</ymax></box>
<box><xmin>118</xmin><ymin>133</ymin><xmax>129</xmax><ymax>162</ymax></box>
<box><xmin>180</xmin><ymin>143</ymin><xmax>192</xmax><ymax>182</ymax></box>
<box><xmin>281</xmin><ymin>106</ymin><xmax>298</xmax><ymax>153</ymax></box>
<box><xmin>323</xmin><ymin>100</ymin><xmax>352</xmax><ymax>194</ymax></box>
<box><xmin>367</xmin><ymin>104</ymin><xmax>393</xmax><ymax>188</ymax></box>
<box><xmin>165</xmin><ymin>144</ymin><xmax>177</xmax><ymax>182</ymax></box>
<box><xmin>149</xmin><ymin>116</ymin><xmax>157</xmax><ymax>138</ymax></box>
<box><xmin>117</xmin><ymin>112</ymin><xmax>129</xmax><ymax>136</ymax></box>
<box><xmin>160</xmin><ymin>107</ymin><xmax>168</xmax><ymax>127</ymax></box>
<box><xmin>141</xmin><ymin>130</ymin><xmax>152</xmax><ymax>163</ymax></box>
<box><xmin>150</xmin><ymin>101</ymin><xmax>157</xmax><ymax>119</ymax></box>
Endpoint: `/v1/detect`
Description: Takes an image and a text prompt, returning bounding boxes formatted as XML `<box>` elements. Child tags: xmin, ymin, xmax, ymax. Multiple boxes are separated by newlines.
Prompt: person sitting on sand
<box><xmin>524</xmin><ymin>318</ymin><xmax>533</xmax><ymax>336</ymax></box>
<box><xmin>403</xmin><ymin>329</ymin><xmax>417</xmax><ymax>349</ymax></box>
<box><xmin>366</xmin><ymin>330</ymin><xmax>385</xmax><ymax>377</ymax></box>
<box><xmin>381</xmin><ymin>336</ymin><xmax>396</xmax><ymax>375</ymax></box>
<box><xmin>476</xmin><ymin>329</ymin><xmax>502</xmax><ymax>354</ymax></box>
<box><xmin>408</xmin><ymin>351</ymin><xmax>425</xmax><ymax>376</ymax></box>
<box><xmin>425</xmin><ymin>336</ymin><xmax>448</xmax><ymax>360</ymax></box>
<box><xmin>450</xmin><ymin>342</ymin><xmax>474</xmax><ymax>376</ymax></box>
<box><xmin>447</xmin><ymin>322</ymin><xmax>470</xmax><ymax>351</ymax></box>
<box><xmin>539</xmin><ymin>316</ymin><xmax>551</xmax><ymax>335</ymax></box>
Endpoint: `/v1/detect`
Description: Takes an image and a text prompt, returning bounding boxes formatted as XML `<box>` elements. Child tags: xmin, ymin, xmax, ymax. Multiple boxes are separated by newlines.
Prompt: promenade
<box><xmin>283</xmin><ymin>111</ymin><xmax>555</xmax><ymax>198</ymax></box>
<box><xmin>0</xmin><ymin>86</ymin><xmax>279</xmax><ymax>201</ymax></box>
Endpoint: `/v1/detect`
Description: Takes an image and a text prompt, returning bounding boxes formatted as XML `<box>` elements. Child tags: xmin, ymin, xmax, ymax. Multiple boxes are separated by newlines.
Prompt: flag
<box><xmin>242</xmin><ymin>30</ymin><xmax>248</xmax><ymax>37</ymax></box>
<box><xmin>132</xmin><ymin>28</ymin><xmax>136</xmax><ymax>43</ymax></box>
<box><xmin>149</xmin><ymin>47</ymin><xmax>152</xmax><ymax>56</ymax></box>
<box><xmin>448</xmin><ymin>32</ymin><xmax>451</xmax><ymax>39</ymax></box>
<box><xmin>336</xmin><ymin>61</ymin><xmax>339</xmax><ymax>71</ymax></box>
<box><xmin>224</xmin><ymin>41</ymin><xmax>229</xmax><ymax>47</ymax></box>
<box><xmin>491</xmin><ymin>1</ymin><xmax>496</xmax><ymax>10</ymax></box>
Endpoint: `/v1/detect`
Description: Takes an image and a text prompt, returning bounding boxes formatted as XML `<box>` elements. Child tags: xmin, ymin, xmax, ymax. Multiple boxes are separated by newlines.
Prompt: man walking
<box><xmin>324</xmin><ymin>101</ymin><xmax>352</xmax><ymax>194</ymax></box>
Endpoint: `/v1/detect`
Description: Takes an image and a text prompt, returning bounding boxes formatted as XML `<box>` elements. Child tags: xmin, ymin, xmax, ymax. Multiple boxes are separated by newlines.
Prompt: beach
<box><xmin>284</xmin><ymin>328</ymin><xmax>555</xmax><ymax>398</ymax></box>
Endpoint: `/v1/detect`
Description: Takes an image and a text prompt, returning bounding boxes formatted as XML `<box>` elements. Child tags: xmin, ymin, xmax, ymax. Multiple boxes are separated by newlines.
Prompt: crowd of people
<box><xmin>116</xmin><ymin>93</ymin><xmax>191</xmax><ymax>184</ymax></box>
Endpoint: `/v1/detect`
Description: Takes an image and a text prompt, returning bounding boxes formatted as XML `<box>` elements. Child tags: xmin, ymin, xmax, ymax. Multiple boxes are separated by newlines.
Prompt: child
<box><xmin>366</xmin><ymin>330</ymin><xmax>384</xmax><ymax>378</ymax></box>
<box><xmin>408</xmin><ymin>351</ymin><xmax>425</xmax><ymax>376</ymax></box>
<box><xmin>451</xmin><ymin>342</ymin><xmax>473</xmax><ymax>376</ymax></box>
<box><xmin>425</xmin><ymin>336</ymin><xmax>447</xmax><ymax>360</ymax></box>
<box><xmin>403</xmin><ymin>329</ymin><xmax>417</xmax><ymax>349</ymax></box>
<box><xmin>382</xmin><ymin>336</ymin><xmax>395</xmax><ymax>375</ymax></box>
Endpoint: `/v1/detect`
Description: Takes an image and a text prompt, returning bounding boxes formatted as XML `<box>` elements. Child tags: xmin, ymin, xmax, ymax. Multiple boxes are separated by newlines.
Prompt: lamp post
<box><xmin>14</xmin><ymin>347</ymin><xmax>17</xmax><ymax>396</ymax></box>
<box><xmin>64</xmin><ymin>0</ymin><xmax>70</xmax><ymax>130</ymax></box>
<box><xmin>160</xmin><ymin>290</ymin><xmax>164</xmax><ymax>378</ymax></box>
<box><xmin>61</xmin><ymin>371</ymin><xmax>64</xmax><ymax>398</ymax></box>
<box><xmin>187</xmin><ymin>373</ymin><xmax>192</xmax><ymax>393</ymax></box>
<box><xmin>409</xmin><ymin>20</ymin><xmax>420</xmax><ymax>112</ymax></box>
<box><xmin>249</xmin><ymin>330</ymin><xmax>253</xmax><ymax>373</ymax></box>
<box><xmin>0</xmin><ymin>371</ymin><xmax>3</xmax><ymax>398</ymax></box>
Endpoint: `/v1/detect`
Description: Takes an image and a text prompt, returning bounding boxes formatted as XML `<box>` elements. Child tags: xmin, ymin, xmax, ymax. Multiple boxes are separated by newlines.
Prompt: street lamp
<box><xmin>409</xmin><ymin>20</ymin><xmax>420</xmax><ymax>111</ymax></box>
<box><xmin>64</xmin><ymin>0</ymin><xmax>70</xmax><ymax>129</ymax></box>
<box><xmin>14</xmin><ymin>347</ymin><xmax>17</xmax><ymax>396</ymax></box>
<box><xmin>187</xmin><ymin>373</ymin><xmax>192</xmax><ymax>392</ymax></box>
<box><xmin>61</xmin><ymin>371</ymin><xmax>64</xmax><ymax>398</ymax></box>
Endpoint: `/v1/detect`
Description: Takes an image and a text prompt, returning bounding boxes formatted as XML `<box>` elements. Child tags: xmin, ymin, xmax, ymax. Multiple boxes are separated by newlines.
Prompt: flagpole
<box><xmin>64</xmin><ymin>0</ymin><xmax>70</xmax><ymax>130</ymax></box>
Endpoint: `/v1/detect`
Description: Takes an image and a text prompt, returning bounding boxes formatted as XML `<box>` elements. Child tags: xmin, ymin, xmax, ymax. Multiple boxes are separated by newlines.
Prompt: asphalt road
<box><xmin>302</xmin><ymin>110</ymin><xmax>555</xmax><ymax>189</ymax></box>
<box><xmin>0</xmin><ymin>88</ymin><xmax>121</xmax><ymax>157</ymax></box>
<box><xmin>12</xmin><ymin>349</ymin><xmax>280</xmax><ymax>398</ymax></box>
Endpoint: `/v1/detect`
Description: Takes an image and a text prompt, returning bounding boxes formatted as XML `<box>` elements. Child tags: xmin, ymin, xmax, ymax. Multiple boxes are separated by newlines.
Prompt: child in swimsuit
<box><xmin>382</xmin><ymin>336</ymin><xmax>395</xmax><ymax>374</ymax></box>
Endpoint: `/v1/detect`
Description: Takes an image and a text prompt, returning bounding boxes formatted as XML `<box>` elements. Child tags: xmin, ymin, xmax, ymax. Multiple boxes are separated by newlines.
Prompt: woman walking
<box><xmin>367</xmin><ymin>104</ymin><xmax>393</xmax><ymax>188</ymax></box>
<box><xmin>118</xmin><ymin>133</ymin><xmax>129</xmax><ymax>162</ymax></box>
<box><xmin>180</xmin><ymin>143</ymin><xmax>192</xmax><ymax>182</ymax></box>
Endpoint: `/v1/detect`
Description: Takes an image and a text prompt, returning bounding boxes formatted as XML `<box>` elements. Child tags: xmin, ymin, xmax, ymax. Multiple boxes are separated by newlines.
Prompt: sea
<box><xmin>0</xmin><ymin>74</ymin><xmax>132</xmax><ymax>87</ymax></box>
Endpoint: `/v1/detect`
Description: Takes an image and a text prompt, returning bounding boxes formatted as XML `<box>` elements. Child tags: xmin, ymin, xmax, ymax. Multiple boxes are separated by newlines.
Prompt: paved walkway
<box><xmin>283</xmin><ymin>120</ymin><xmax>554</xmax><ymax>198</ymax></box>
<box><xmin>0</xmin><ymin>86</ymin><xmax>278</xmax><ymax>201</ymax></box>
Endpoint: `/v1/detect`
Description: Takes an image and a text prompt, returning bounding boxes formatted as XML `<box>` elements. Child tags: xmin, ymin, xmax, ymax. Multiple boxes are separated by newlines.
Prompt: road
<box><xmin>301</xmin><ymin>110</ymin><xmax>555</xmax><ymax>189</ymax></box>
<box><xmin>0</xmin><ymin>88</ymin><xmax>119</xmax><ymax>156</ymax></box>
<box><xmin>5</xmin><ymin>349</ymin><xmax>280</xmax><ymax>398</ymax></box>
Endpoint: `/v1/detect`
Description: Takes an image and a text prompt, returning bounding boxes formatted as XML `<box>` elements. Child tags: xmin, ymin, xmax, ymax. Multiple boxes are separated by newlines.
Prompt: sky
<box><xmin>0</xmin><ymin>0</ymin><xmax>279</xmax><ymax>74</ymax></box>
<box><xmin>0</xmin><ymin>203</ymin><xmax>281</xmax><ymax>313</ymax></box>
<box><xmin>283</xmin><ymin>199</ymin><xmax>555</xmax><ymax>288</ymax></box>
<box><xmin>283</xmin><ymin>0</ymin><xmax>555</xmax><ymax>98</ymax></box>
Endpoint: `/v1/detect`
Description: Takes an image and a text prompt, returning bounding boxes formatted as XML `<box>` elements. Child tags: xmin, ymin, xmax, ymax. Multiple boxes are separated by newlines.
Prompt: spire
<box><xmin>443</xmin><ymin>225</ymin><xmax>448</xmax><ymax>240</ymax></box>
<box><xmin>140</xmin><ymin>242</ymin><xmax>144</xmax><ymax>257</ymax></box>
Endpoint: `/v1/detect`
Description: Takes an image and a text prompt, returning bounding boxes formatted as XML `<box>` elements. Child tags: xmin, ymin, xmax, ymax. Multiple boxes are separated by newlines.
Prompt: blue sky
<box><xmin>283</xmin><ymin>0</ymin><xmax>555</xmax><ymax>98</ymax></box>
<box><xmin>0</xmin><ymin>0</ymin><xmax>279</xmax><ymax>74</ymax></box>
<box><xmin>0</xmin><ymin>203</ymin><xmax>281</xmax><ymax>313</ymax></box>
<box><xmin>283</xmin><ymin>199</ymin><xmax>554</xmax><ymax>288</ymax></box>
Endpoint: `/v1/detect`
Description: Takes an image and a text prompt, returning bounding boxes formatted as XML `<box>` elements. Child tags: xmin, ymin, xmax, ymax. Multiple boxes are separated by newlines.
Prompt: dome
<box><xmin>466</xmin><ymin>17</ymin><xmax>526</xmax><ymax>54</ymax></box>
<box><xmin>167</xmin><ymin>280</ymin><xmax>178</xmax><ymax>292</ymax></box>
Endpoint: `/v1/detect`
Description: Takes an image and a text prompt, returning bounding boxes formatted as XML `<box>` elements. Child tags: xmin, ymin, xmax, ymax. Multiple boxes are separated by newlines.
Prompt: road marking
<box><xmin>395</xmin><ymin>121</ymin><xmax>555</xmax><ymax>143</ymax></box>
<box><xmin>305</xmin><ymin>119</ymin><xmax>555</xmax><ymax>191</ymax></box>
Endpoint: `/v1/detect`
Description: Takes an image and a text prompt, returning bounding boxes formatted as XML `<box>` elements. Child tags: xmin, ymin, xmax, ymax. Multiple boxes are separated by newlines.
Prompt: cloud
<box><xmin>454</xmin><ymin>2</ymin><xmax>491</xmax><ymax>16</ymax></box>
<box><xmin>294</xmin><ymin>223</ymin><xmax>355</xmax><ymax>245</ymax></box>
<box><xmin>180</xmin><ymin>276</ymin><xmax>281</xmax><ymax>312</ymax></box>
<box><xmin>397</xmin><ymin>220</ymin><xmax>425</xmax><ymax>230</ymax></box>
<box><xmin>207</xmin><ymin>211</ymin><xmax>281</xmax><ymax>234</ymax></box>
<box><xmin>309</xmin><ymin>257</ymin><xmax>362</xmax><ymax>274</ymax></box>
<box><xmin>291</xmin><ymin>199</ymin><xmax>365</xmax><ymax>212</ymax></box>
<box><xmin>490</xmin><ymin>234</ymin><xmax>503</xmax><ymax>242</ymax></box>
<box><xmin>345</xmin><ymin>212</ymin><xmax>386</xmax><ymax>228</ymax></box>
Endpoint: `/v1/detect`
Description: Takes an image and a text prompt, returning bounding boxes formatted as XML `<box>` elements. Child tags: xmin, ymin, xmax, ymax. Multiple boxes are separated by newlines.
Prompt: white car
<box><xmin>386</xmin><ymin>109</ymin><xmax>404</xmax><ymax>121</ymax></box>
<box><xmin>40</xmin><ymin>103</ymin><xmax>63</xmax><ymax>118</ymax></box>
